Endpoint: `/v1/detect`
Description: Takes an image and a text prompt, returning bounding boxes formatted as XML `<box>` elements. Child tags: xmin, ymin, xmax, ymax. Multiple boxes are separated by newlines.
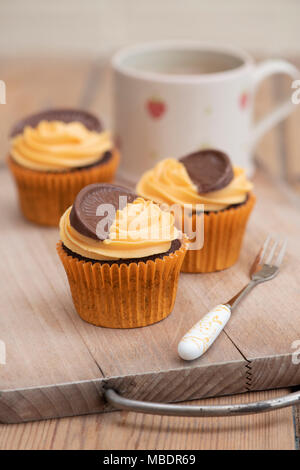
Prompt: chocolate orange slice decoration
<box><xmin>69</xmin><ymin>183</ymin><xmax>137</xmax><ymax>240</ymax></box>
<box><xmin>10</xmin><ymin>108</ymin><xmax>102</xmax><ymax>137</ymax></box>
<box><xmin>180</xmin><ymin>149</ymin><xmax>234</xmax><ymax>194</ymax></box>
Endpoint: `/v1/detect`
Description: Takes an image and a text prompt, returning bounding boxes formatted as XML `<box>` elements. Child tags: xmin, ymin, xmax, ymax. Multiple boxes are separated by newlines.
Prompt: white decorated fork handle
<box><xmin>178</xmin><ymin>304</ymin><xmax>231</xmax><ymax>361</ymax></box>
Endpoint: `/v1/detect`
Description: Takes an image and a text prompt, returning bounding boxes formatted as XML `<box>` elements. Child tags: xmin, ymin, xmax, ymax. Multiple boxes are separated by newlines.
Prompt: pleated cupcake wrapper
<box><xmin>57</xmin><ymin>238</ymin><xmax>188</xmax><ymax>328</ymax></box>
<box><xmin>181</xmin><ymin>193</ymin><xmax>256</xmax><ymax>273</ymax></box>
<box><xmin>8</xmin><ymin>150</ymin><xmax>119</xmax><ymax>227</ymax></box>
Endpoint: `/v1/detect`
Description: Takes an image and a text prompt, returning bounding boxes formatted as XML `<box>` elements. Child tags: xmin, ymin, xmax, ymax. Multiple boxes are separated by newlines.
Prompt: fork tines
<box><xmin>259</xmin><ymin>235</ymin><xmax>287</xmax><ymax>267</ymax></box>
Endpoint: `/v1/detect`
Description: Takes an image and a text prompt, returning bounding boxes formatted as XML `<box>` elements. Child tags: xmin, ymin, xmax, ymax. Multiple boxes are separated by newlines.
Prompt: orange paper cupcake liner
<box><xmin>8</xmin><ymin>149</ymin><xmax>120</xmax><ymax>227</ymax></box>
<box><xmin>57</xmin><ymin>238</ymin><xmax>188</xmax><ymax>328</ymax></box>
<box><xmin>181</xmin><ymin>193</ymin><xmax>256</xmax><ymax>273</ymax></box>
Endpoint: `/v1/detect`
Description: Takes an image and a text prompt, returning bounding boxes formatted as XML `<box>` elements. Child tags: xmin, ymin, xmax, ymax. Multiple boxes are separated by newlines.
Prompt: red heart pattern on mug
<box><xmin>239</xmin><ymin>91</ymin><xmax>249</xmax><ymax>110</ymax></box>
<box><xmin>146</xmin><ymin>97</ymin><xmax>166</xmax><ymax>119</ymax></box>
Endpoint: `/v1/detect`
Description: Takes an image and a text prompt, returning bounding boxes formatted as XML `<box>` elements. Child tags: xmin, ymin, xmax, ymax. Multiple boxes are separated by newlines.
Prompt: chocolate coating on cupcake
<box><xmin>62</xmin><ymin>238</ymin><xmax>181</xmax><ymax>266</ymax></box>
<box><xmin>69</xmin><ymin>183</ymin><xmax>137</xmax><ymax>241</ymax></box>
<box><xmin>68</xmin><ymin>150</ymin><xmax>112</xmax><ymax>173</ymax></box>
<box><xmin>180</xmin><ymin>149</ymin><xmax>234</xmax><ymax>193</ymax></box>
<box><xmin>10</xmin><ymin>108</ymin><xmax>102</xmax><ymax>137</ymax></box>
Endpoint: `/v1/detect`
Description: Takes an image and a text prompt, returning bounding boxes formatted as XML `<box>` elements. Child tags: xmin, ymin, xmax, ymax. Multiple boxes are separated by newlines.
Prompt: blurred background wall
<box><xmin>0</xmin><ymin>0</ymin><xmax>299</xmax><ymax>58</ymax></box>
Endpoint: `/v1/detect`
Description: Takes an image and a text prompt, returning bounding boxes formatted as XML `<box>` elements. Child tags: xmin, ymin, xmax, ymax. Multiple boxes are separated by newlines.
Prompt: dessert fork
<box><xmin>178</xmin><ymin>235</ymin><xmax>287</xmax><ymax>361</ymax></box>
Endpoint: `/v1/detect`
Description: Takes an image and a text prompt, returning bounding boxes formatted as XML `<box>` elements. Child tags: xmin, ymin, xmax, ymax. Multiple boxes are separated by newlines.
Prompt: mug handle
<box><xmin>251</xmin><ymin>59</ymin><xmax>299</xmax><ymax>148</ymax></box>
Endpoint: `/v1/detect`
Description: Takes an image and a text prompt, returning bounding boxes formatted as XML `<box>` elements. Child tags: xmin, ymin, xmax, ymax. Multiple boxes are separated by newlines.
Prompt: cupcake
<box><xmin>57</xmin><ymin>183</ymin><xmax>188</xmax><ymax>328</ymax></box>
<box><xmin>8</xmin><ymin>109</ymin><xmax>119</xmax><ymax>226</ymax></box>
<box><xmin>137</xmin><ymin>150</ymin><xmax>255</xmax><ymax>273</ymax></box>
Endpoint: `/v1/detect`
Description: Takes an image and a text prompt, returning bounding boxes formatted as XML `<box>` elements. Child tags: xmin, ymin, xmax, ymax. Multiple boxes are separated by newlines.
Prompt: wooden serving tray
<box><xmin>0</xmin><ymin>167</ymin><xmax>300</xmax><ymax>424</ymax></box>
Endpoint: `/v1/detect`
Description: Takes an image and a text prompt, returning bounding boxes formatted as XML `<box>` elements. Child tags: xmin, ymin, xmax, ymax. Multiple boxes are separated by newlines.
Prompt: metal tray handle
<box><xmin>104</xmin><ymin>388</ymin><xmax>300</xmax><ymax>417</ymax></box>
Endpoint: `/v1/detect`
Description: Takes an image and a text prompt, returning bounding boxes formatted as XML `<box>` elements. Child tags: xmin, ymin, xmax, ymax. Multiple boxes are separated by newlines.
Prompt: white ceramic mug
<box><xmin>112</xmin><ymin>41</ymin><xmax>299</xmax><ymax>181</ymax></box>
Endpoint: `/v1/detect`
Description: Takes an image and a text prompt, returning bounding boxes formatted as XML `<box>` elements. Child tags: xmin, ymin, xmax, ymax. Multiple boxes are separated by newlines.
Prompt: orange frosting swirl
<box><xmin>10</xmin><ymin>120</ymin><xmax>112</xmax><ymax>171</ymax></box>
<box><xmin>136</xmin><ymin>158</ymin><xmax>253</xmax><ymax>211</ymax></box>
<box><xmin>60</xmin><ymin>197</ymin><xmax>179</xmax><ymax>260</ymax></box>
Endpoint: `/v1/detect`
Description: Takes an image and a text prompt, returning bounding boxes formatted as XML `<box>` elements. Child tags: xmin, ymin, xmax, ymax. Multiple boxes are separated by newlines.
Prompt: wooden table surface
<box><xmin>0</xmin><ymin>56</ymin><xmax>299</xmax><ymax>450</ymax></box>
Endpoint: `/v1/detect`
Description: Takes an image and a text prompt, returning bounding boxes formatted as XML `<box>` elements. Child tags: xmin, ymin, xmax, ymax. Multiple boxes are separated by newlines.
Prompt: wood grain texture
<box><xmin>0</xmin><ymin>360</ymin><xmax>247</xmax><ymax>424</ymax></box>
<box><xmin>0</xmin><ymin>389</ymin><xmax>295</xmax><ymax>450</ymax></box>
<box><xmin>0</xmin><ymin>381</ymin><xmax>105</xmax><ymax>424</ymax></box>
